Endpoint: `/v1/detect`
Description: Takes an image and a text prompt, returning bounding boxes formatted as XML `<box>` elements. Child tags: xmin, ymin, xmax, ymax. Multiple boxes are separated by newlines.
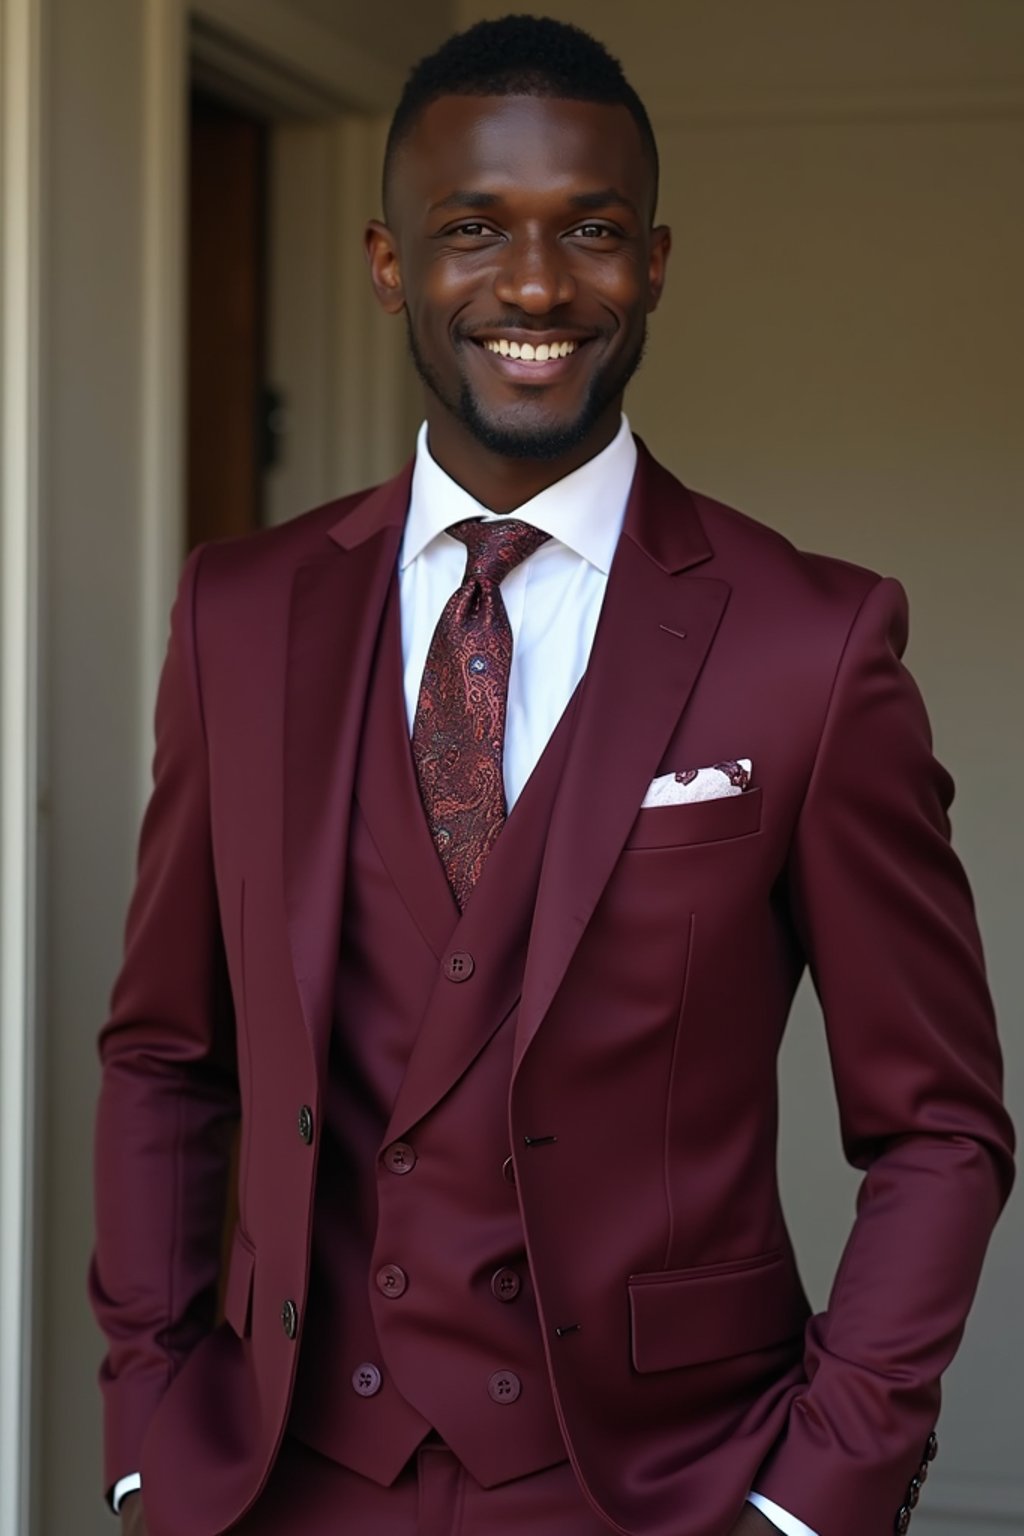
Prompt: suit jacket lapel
<box><xmin>283</xmin><ymin>465</ymin><xmax>410</xmax><ymax>1070</ymax></box>
<box><xmin>514</xmin><ymin>444</ymin><xmax>730</xmax><ymax>1070</ymax></box>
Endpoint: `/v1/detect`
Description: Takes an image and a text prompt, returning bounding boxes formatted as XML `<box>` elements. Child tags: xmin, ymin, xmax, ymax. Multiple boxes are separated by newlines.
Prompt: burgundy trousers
<box><xmin>229</xmin><ymin>1436</ymin><xmax>613</xmax><ymax>1535</ymax></box>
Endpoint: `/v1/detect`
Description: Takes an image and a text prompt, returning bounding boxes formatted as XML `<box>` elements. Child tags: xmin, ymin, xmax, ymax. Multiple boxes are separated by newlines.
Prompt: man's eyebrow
<box><xmin>569</xmin><ymin>188</ymin><xmax>638</xmax><ymax>214</ymax></box>
<box><xmin>427</xmin><ymin>187</ymin><xmax>640</xmax><ymax>216</ymax></box>
<box><xmin>429</xmin><ymin>191</ymin><xmax>502</xmax><ymax>214</ymax></box>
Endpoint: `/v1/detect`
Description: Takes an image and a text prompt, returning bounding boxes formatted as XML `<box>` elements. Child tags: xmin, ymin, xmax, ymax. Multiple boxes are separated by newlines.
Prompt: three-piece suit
<box><xmin>91</xmin><ymin>433</ymin><xmax>1013</xmax><ymax>1536</ymax></box>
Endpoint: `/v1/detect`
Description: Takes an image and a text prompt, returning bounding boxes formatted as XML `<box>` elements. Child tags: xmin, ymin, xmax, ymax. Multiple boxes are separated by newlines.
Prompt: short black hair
<box><xmin>383</xmin><ymin>14</ymin><xmax>659</xmax><ymax>219</ymax></box>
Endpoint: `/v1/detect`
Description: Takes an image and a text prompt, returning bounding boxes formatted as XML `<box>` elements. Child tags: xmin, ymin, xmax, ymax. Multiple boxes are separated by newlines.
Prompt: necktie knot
<box><xmin>448</xmin><ymin>518</ymin><xmax>550</xmax><ymax>588</ymax></box>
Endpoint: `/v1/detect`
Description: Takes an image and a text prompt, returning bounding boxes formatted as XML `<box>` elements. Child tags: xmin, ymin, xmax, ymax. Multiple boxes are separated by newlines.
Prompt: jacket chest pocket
<box><xmin>624</xmin><ymin>788</ymin><xmax>762</xmax><ymax>851</ymax></box>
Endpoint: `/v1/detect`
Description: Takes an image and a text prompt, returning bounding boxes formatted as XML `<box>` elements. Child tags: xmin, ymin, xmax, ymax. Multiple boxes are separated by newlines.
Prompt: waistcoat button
<box><xmin>281</xmin><ymin>1299</ymin><xmax>298</xmax><ymax>1340</ymax></box>
<box><xmin>925</xmin><ymin>1432</ymin><xmax>938</xmax><ymax>1462</ymax></box>
<box><xmin>444</xmin><ymin>950</ymin><xmax>475</xmax><ymax>982</ymax></box>
<box><xmin>487</xmin><ymin>1370</ymin><xmax>521</xmax><ymax>1404</ymax></box>
<box><xmin>384</xmin><ymin>1141</ymin><xmax>417</xmax><ymax>1174</ymax></box>
<box><xmin>297</xmin><ymin>1105</ymin><xmax>314</xmax><ymax>1144</ymax></box>
<box><xmin>491</xmin><ymin>1267</ymin><xmax>521</xmax><ymax>1302</ymax></box>
<box><xmin>352</xmin><ymin>1362</ymin><xmax>382</xmax><ymax>1397</ymax></box>
<box><xmin>376</xmin><ymin>1263</ymin><xmax>408</xmax><ymax>1298</ymax></box>
<box><xmin>895</xmin><ymin>1506</ymin><xmax>911</xmax><ymax>1535</ymax></box>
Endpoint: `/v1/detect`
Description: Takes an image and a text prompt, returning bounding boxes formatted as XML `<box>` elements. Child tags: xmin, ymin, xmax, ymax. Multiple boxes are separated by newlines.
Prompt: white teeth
<box><xmin>483</xmin><ymin>339</ymin><xmax>578</xmax><ymax>361</ymax></box>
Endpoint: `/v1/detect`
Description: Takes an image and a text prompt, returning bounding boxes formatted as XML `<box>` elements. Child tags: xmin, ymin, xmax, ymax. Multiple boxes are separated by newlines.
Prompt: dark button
<box><xmin>925</xmin><ymin>1432</ymin><xmax>938</xmax><ymax>1462</ymax></box>
<box><xmin>376</xmin><ymin>1263</ymin><xmax>408</xmax><ymax>1298</ymax></box>
<box><xmin>297</xmin><ymin>1104</ymin><xmax>314</xmax><ymax>1144</ymax></box>
<box><xmin>445</xmin><ymin>950</ymin><xmax>475</xmax><ymax>982</ymax></box>
<box><xmin>352</xmin><ymin>1362</ymin><xmax>382</xmax><ymax>1397</ymax></box>
<box><xmin>502</xmin><ymin>1156</ymin><xmax>516</xmax><ymax>1185</ymax></box>
<box><xmin>384</xmin><ymin>1141</ymin><xmax>416</xmax><ymax>1175</ymax></box>
<box><xmin>907</xmin><ymin>1478</ymin><xmax>922</xmax><ymax>1509</ymax></box>
<box><xmin>281</xmin><ymin>1299</ymin><xmax>298</xmax><ymax>1340</ymax></box>
<box><xmin>491</xmin><ymin>1267</ymin><xmax>521</xmax><ymax>1302</ymax></box>
<box><xmin>488</xmin><ymin>1370</ymin><xmax>521</xmax><ymax>1404</ymax></box>
<box><xmin>916</xmin><ymin>1462</ymin><xmax>928</xmax><ymax>1485</ymax></box>
<box><xmin>895</xmin><ymin>1505</ymin><xmax>911</xmax><ymax>1535</ymax></box>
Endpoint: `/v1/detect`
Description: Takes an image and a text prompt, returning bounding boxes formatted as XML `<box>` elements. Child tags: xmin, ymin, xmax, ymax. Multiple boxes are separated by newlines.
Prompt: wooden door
<box><xmin>187</xmin><ymin>92</ymin><xmax>268</xmax><ymax>550</ymax></box>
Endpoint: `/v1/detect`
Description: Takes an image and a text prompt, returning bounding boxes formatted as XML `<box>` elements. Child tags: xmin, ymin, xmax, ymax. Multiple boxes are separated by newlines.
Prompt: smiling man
<box><xmin>91</xmin><ymin>15</ymin><xmax>1012</xmax><ymax>1536</ymax></box>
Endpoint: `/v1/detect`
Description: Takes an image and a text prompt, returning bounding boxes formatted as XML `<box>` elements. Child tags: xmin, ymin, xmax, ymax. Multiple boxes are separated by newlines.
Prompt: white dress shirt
<box><xmin>400</xmin><ymin>415</ymin><xmax>637</xmax><ymax>806</ymax></box>
<box><xmin>114</xmin><ymin>419</ymin><xmax>816</xmax><ymax>1536</ymax></box>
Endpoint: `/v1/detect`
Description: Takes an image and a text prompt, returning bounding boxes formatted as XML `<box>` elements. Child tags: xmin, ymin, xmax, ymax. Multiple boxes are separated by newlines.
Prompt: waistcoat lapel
<box><xmin>382</xmin><ymin>684</ymin><xmax>583</xmax><ymax>1144</ymax></box>
<box><xmin>283</xmin><ymin>466</ymin><xmax>410</xmax><ymax>1071</ymax></box>
<box><xmin>515</xmin><ymin>443</ymin><xmax>730</xmax><ymax>1071</ymax></box>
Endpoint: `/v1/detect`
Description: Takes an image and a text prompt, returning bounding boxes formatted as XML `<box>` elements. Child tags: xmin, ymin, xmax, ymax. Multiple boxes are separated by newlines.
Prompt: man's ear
<box><xmin>646</xmin><ymin>224</ymin><xmax>671</xmax><ymax>314</ymax></box>
<box><xmin>365</xmin><ymin>221</ymin><xmax>406</xmax><ymax>315</ymax></box>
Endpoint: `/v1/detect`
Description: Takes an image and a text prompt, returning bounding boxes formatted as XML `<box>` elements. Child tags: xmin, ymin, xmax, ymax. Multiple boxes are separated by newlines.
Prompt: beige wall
<box><xmin>456</xmin><ymin>4</ymin><xmax>1023</xmax><ymax>1531</ymax></box>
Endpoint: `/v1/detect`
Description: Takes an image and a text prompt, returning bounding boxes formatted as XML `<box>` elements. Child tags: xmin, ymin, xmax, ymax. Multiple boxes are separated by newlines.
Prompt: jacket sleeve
<box><xmin>756</xmin><ymin>576</ymin><xmax>1015</xmax><ymax>1536</ymax></box>
<box><xmin>89</xmin><ymin>545</ymin><xmax>240</xmax><ymax>1494</ymax></box>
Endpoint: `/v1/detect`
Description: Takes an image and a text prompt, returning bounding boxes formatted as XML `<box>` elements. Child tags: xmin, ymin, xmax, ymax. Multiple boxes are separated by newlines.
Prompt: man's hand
<box><xmin>729</xmin><ymin>1505</ymin><xmax>779</xmax><ymax>1535</ymax></box>
<box><xmin>120</xmin><ymin>1493</ymin><xmax>147</xmax><ymax>1536</ymax></box>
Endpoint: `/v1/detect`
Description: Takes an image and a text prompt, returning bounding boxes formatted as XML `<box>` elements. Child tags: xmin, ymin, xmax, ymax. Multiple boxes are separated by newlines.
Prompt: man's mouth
<box><xmin>480</xmin><ymin>337</ymin><xmax>579</xmax><ymax>362</ymax></box>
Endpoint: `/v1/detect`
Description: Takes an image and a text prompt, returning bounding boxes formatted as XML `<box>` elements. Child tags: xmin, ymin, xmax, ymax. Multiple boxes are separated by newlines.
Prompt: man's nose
<box><xmin>492</xmin><ymin>236</ymin><xmax>575</xmax><ymax>314</ymax></box>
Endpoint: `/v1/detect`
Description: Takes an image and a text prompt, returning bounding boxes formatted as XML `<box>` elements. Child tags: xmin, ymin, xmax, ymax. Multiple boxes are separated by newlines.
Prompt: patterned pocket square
<box><xmin>641</xmin><ymin>759</ymin><xmax>752</xmax><ymax>809</ymax></box>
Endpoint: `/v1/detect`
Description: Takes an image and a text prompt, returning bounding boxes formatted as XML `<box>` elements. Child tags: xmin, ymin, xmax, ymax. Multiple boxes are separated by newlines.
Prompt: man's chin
<box><xmin>456</xmin><ymin>389</ymin><xmax>610</xmax><ymax>462</ymax></box>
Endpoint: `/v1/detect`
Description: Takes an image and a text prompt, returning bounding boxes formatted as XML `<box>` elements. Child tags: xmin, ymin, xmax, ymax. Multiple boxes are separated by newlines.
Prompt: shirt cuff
<box><xmin>748</xmin><ymin>1491</ymin><xmax>820</xmax><ymax>1536</ymax></box>
<box><xmin>111</xmin><ymin>1474</ymin><xmax>142</xmax><ymax>1514</ymax></box>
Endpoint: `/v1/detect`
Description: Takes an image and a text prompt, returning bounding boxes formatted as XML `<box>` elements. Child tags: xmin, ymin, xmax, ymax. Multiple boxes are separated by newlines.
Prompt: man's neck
<box><xmin>422</xmin><ymin>406</ymin><xmax>623</xmax><ymax>513</ymax></box>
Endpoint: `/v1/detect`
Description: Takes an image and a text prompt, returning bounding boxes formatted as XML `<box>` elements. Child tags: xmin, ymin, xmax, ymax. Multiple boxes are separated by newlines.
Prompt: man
<box><xmin>91</xmin><ymin>15</ymin><xmax>1013</xmax><ymax>1536</ymax></box>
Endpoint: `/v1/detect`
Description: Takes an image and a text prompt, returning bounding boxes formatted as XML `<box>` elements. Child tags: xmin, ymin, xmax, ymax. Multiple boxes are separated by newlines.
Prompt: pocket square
<box><xmin>641</xmin><ymin>759</ymin><xmax>752</xmax><ymax>809</ymax></box>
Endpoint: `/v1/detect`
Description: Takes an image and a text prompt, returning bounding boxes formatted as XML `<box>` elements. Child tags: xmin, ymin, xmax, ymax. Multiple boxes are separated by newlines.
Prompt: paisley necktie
<box><xmin>412</xmin><ymin>518</ymin><xmax>551</xmax><ymax>909</ymax></box>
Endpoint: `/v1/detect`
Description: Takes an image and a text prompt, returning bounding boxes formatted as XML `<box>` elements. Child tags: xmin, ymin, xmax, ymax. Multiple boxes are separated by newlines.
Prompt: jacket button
<box><xmin>907</xmin><ymin>1478</ymin><xmax>922</xmax><ymax>1509</ymax></box>
<box><xmin>491</xmin><ymin>1267</ymin><xmax>521</xmax><ymax>1302</ymax></box>
<box><xmin>925</xmin><ymin>1432</ymin><xmax>938</xmax><ymax>1462</ymax></box>
<box><xmin>281</xmin><ymin>1299</ymin><xmax>298</xmax><ymax>1340</ymax></box>
<box><xmin>384</xmin><ymin>1141</ymin><xmax>416</xmax><ymax>1174</ymax></box>
<box><xmin>895</xmin><ymin>1506</ymin><xmax>911</xmax><ymax>1535</ymax></box>
<box><xmin>487</xmin><ymin>1370</ymin><xmax>521</xmax><ymax>1404</ymax></box>
<box><xmin>375</xmin><ymin>1263</ymin><xmax>408</xmax><ymax>1298</ymax></box>
<box><xmin>444</xmin><ymin>950</ymin><xmax>475</xmax><ymax>982</ymax></box>
<box><xmin>352</xmin><ymin>1362</ymin><xmax>382</xmax><ymax>1397</ymax></box>
<box><xmin>502</xmin><ymin>1156</ymin><xmax>516</xmax><ymax>1185</ymax></box>
<box><xmin>916</xmin><ymin>1462</ymin><xmax>928</xmax><ymax>1485</ymax></box>
<box><xmin>297</xmin><ymin>1105</ymin><xmax>314</xmax><ymax>1144</ymax></box>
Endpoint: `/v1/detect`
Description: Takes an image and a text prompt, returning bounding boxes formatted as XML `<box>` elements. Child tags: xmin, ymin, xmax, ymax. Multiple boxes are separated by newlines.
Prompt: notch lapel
<box><xmin>283</xmin><ymin>466</ymin><xmax>410</xmax><ymax>1072</ymax></box>
<box><xmin>514</xmin><ymin>445</ymin><xmax>730</xmax><ymax>1070</ymax></box>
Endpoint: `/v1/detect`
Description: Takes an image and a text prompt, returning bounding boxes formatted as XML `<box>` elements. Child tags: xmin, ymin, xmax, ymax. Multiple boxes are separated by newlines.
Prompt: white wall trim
<box><xmin>138</xmin><ymin>0</ymin><xmax>187</xmax><ymax>809</ymax></box>
<box><xmin>0</xmin><ymin>0</ymin><xmax>43</xmax><ymax>1531</ymax></box>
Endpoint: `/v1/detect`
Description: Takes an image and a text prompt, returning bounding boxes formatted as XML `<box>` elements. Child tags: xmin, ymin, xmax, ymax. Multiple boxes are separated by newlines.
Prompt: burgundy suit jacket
<box><xmin>91</xmin><ymin>443</ymin><xmax>1014</xmax><ymax>1536</ymax></box>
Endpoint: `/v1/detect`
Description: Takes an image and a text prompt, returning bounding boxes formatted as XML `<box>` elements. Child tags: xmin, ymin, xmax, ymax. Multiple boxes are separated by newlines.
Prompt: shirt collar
<box><xmin>400</xmin><ymin>415</ymin><xmax>637</xmax><ymax>575</ymax></box>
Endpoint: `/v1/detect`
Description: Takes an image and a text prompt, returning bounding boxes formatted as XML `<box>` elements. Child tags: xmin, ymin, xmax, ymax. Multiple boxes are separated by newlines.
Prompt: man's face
<box><xmin>367</xmin><ymin>94</ymin><xmax>670</xmax><ymax>463</ymax></box>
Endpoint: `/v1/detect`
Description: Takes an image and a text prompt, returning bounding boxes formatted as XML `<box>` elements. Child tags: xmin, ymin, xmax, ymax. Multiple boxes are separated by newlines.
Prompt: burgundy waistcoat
<box><xmin>288</xmin><ymin>576</ymin><xmax>579</xmax><ymax>1488</ymax></box>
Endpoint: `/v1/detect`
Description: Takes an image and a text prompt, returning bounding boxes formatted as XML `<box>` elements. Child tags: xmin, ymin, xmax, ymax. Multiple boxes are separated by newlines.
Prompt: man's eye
<box><xmin>571</xmin><ymin>223</ymin><xmax>612</xmax><ymax>239</ymax></box>
<box><xmin>455</xmin><ymin>223</ymin><xmax>491</xmax><ymax>237</ymax></box>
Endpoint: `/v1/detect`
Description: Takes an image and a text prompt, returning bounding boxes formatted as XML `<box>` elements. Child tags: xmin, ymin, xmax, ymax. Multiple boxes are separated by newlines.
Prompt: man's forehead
<box><xmin>394</xmin><ymin>93</ymin><xmax>650</xmax><ymax>197</ymax></box>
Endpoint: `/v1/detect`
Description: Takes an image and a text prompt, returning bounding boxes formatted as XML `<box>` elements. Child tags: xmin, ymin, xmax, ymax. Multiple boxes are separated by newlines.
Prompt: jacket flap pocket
<box><xmin>625</xmin><ymin>787</ymin><xmax>762</xmax><ymax>850</ymax></box>
<box><xmin>628</xmin><ymin>1250</ymin><xmax>808</xmax><ymax>1373</ymax></box>
<box><xmin>222</xmin><ymin>1226</ymin><xmax>255</xmax><ymax>1339</ymax></box>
